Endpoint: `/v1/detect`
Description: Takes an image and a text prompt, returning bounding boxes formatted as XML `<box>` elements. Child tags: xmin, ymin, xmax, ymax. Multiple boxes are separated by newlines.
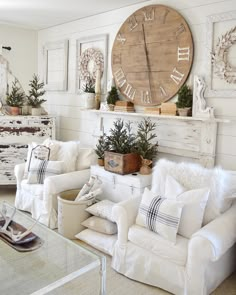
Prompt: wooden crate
<box><xmin>104</xmin><ymin>151</ymin><xmax>141</xmax><ymax>175</ymax></box>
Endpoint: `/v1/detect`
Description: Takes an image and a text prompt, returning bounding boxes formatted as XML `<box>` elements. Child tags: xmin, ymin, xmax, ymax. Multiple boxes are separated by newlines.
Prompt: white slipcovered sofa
<box><xmin>112</xmin><ymin>159</ymin><xmax>236</xmax><ymax>295</ymax></box>
<box><xmin>14</xmin><ymin>140</ymin><xmax>96</xmax><ymax>229</ymax></box>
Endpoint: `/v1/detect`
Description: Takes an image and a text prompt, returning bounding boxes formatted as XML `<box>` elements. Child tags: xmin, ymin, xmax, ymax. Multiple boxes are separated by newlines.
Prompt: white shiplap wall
<box><xmin>38</xmin><ymin>0</ymin><xmax>236</xmax><ymax>170</ymax></box>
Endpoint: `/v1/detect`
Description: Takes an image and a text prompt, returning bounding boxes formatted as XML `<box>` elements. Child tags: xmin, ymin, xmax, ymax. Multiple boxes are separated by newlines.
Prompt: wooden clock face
<box><xmin>111</xmin><ymin>5</ymin><xmax>194</xmax><ymax>106</ymax></box>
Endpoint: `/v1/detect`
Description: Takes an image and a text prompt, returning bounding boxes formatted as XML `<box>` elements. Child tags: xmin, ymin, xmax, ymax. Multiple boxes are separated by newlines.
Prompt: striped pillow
<box><xmin>136</xmin><ymin>188</ymin><xmax>183</xmax><ymax>244</ymax></box>
<box><xmin>27</xmin><ymin>159</ymin><xmax>64</xmax><ymax>184</ymax></box>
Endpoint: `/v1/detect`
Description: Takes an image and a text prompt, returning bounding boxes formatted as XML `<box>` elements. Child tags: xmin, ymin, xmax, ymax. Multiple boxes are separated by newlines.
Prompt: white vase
<box><xmin>31</xmin><ymin>107</ymin><xmax>41</xmax><ymax>116</ymax></box>
<box><xmin>82</xmin><ymin>93</ymin><xmax>95</xmax><ymax>109</ymax></box>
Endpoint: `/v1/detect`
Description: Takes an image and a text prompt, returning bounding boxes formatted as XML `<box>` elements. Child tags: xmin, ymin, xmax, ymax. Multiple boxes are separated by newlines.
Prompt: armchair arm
<box><xmin>112</xmin><ymin>196</ymin><xmax>142</xmax><ymax>245</ymax></box>
<box><xmin>190</xmin><ymin>201</ymin><xmax>236</xmax><ymax>261</ymax></box>
<box><xmin>186</xmin><ymin>202</ymin><xmax>236</xmax><ymax>295</ymax></box>
<box><xmin>14</xmin><ymin>163</ymin><xmax>26</xmax><ymax>188</ymax></box>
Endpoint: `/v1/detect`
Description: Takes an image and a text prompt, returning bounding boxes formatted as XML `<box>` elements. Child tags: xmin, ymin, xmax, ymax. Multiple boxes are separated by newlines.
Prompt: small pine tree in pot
<box><xmin>6</xmin><ymin>79</ymin><xmax>25</xmax><ymax>115</ymax></box>
<box><xmin>106</xmin><ymin>86</ymin><xmax>119</xmax><ymax>111</ymax></box>
<box><xmin>176</xmin><ymin>84</ymin><xmax>192</xmax><ymax>116</ymax></box>
<box><xmin>135</xmin><ymin>118</ymin><xmax>158</xmax><ymax>175</ymax></box>
<box><xmin>94</xmin><ymin>133</ymin><xmax>110</xmax><ymax>166</ymax></box>
<box><xmin>104</xmin><ymin>119</ymin><xmax>141</xmax><ymax>174</ymax></box>
<box><xmin>27</xmin><ymin>74</ymin><xmax>46</xmax><ymax>115</ymax></box>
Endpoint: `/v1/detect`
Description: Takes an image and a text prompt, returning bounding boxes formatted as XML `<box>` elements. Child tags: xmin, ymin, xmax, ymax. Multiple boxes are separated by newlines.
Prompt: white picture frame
<box><xmin>205</xmin><ymin>11</ymin><xmax>236</xmax><ymax>97</ymax></box>
<box><xmin>43</xmin><ymin>39</ymin><xmax>68</xmax><ymax>91</ymax></box>
<box><xmin>76</xmin><ymin>34</ymin><xmax>108</xmax><ymax>94</ymax></box>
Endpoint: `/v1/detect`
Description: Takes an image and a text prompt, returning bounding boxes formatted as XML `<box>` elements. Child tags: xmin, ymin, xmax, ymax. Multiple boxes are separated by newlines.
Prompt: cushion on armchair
<box><xmin>136</xmin><ymin>188</ymin><xmax>183</xmax><ymax>243</ymax></box>
<box><xmin>152</xmin><ymin>159</ymin><xmax>233</xmax><ymax>225</ymax></box>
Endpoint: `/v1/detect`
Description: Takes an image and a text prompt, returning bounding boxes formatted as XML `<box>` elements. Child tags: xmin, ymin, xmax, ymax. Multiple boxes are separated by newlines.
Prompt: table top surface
<box><xmin>0</xmin><ymin>202</ymin><xmax>102</xmax><ymax>295</ymax></box>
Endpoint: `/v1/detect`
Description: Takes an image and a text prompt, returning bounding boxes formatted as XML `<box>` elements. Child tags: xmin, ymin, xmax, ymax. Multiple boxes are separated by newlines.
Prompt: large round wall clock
<box><xmin>111</xmin><ymin>5</ymin><xmax>194</xmax><ymax>106</ymax></box>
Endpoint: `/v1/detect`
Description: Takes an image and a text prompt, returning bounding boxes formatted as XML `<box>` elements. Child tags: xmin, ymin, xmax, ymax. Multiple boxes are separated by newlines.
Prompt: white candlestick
<box><xmin>95</xmin><ymin>69</ymin><xmax>101</xmax><ymax>93</ymax></box>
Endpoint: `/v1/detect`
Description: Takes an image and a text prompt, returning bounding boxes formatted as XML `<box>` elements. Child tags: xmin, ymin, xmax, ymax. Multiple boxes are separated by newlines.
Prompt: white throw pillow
<box><xmin>24</xmin><ymin>140</ymin><xmax>60</xmax><ymax>178</ymax></box>
<box><xmin>136</xmin><ymin>188</ymin><xmax>183</xmax><ymax>244</ymax></box>
<box><xmin>27</xmin><ymin>159</ymin><xmax>64</xmax><ymax>184</ymax></box>
<box><xmin>165</xmin><ymin>175</ymin><xmax>209</xmax><ymax>238</ymax></box>
<box><xmin>56</xmin><ymin>141</ymin><xmax>79</xmax><ymax>173</ymax></box>
<box><xmin>76</xmin><ymin>147</ymin><xmax>97</xmax><ymax>170</ymax></box>
<box><xmin>85</xmin><ymin>200</ymin><xmax>116</xmax><ymax>222</ymax></box>
<box><xmin>82</xmin><ymin>216</ymin><xmax>117</xmax><ymax>235</ymax></box>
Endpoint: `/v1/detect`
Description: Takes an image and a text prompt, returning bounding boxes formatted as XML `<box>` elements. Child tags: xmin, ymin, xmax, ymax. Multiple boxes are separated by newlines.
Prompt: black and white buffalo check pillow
<box><xmin>27</xmin><ymin>159</ymin><xmax>64</xmax><ymax>184</ymax></box>
<box><xmin>136</xmin><ymin>188</ymin><xmax>183</xmax><ymax>243</ymax></box>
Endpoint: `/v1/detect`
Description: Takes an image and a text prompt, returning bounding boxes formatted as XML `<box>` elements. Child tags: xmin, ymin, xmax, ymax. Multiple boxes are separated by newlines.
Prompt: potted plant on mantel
<box><xmin>27</xmin><ymin>74</ymin><xmax>46</xmax><ymax>116</ymax></box>
<box><xmin>104</xmin><ymin>119</ymin><xmax>141</xmax><ymax>175</ymax></box>
<box><xmin>94</xmin><ymin>133</ymin><xmax>110</xmax><ymax>166</ymax></box>
<box><xmin>6</xmin><ymin>79</ymin><xmax>25</xmax><ymax>116</ymax></box>
<box><xmin>135</xmin><ymin>118</ymin><xmax>158</xmax><ymax>175</ymax></box>
<box><xmin>106</xmin><ymin>86</ymin><xmax>120</xmax><ymax>111</ymax></box>
<box><xmin>176</xmin><ymin>84</ymin><xmax>192</xmax><ymax>116</ymax></box>
<box><xmin>82</xmin><ymin>78</ymin><xmax>95</xmax><ymax>109</ymax></box>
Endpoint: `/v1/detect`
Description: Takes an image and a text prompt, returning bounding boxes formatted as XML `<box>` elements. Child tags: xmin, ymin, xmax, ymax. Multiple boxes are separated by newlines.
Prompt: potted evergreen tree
<box><xmin>135</xmin><ymin>118</ymin><xmax>158</xmax><ymax>174</ymax></box>
<box><xmin>94</xmin><ymin>133</ymin><xmax>110</xmax><ymax>166</ymax></box>
<box><xmin>82</xmin><ymin>78</ymin><xmax>95</xmax><ymax>109</ymax></box>
<box><xmin>27</xmin><ymin>74</ymin><xmax>46</xmax><ymax>116</ymax></box>
<box><xmin>106</xmin><ymin>86</ymin><xmax>119</xmax><ymax>111</ymax></box>
<box><xmin>6</xmin><ymin>79</ymin><xmax>25</xmax><ymax>116</ymax></box>
<box><xmin>176</xmin><ymin>84</ymin><xmax>192</xmax><ymax>116</ymax></box>
<box><xmin>105</xmin><ymin>119</ymin><xmax>140</xmax><ymax>174</ymax></box>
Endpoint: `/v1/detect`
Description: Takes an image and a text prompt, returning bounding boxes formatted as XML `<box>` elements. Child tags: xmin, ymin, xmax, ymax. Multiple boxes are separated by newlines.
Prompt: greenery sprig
<box><xmin>135</xmin><ymin>118</ymin><xmax>158</xmax><ymax>160</ymax></box>
<box><xmin>6</xmin><ymin>79</ymin><xmax>25</xmax><ymax>107</ymax></box>
<box><xmin>27</xmin><ymin>74</ymin><xmax>46</xmax><ymax>107</ymax></box>
<box><xmin>106</xmin><ymin>86</ymin><xmax>119</xmax><ymax>105</ymax></box>
<box><xmin>95</xmin><ymin>134</ymin><xmax>110</xmax><ymax>159</ymax></box>
<box><xmin>176</xmin><ymin>84</ymin><xmax>192</xmax><ymax>108</ymax></box>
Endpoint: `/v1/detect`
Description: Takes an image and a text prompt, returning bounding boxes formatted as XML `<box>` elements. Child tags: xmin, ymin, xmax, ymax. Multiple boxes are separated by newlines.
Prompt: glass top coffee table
<box><xmin>0</xmin><ymin>202</ymin><xmax>106</xmax><ymax>295</ymax></box>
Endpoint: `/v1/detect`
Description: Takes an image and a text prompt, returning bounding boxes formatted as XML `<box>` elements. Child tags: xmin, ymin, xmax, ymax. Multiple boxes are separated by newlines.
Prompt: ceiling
<box><xmin>0</xmin><ymin>0</ymin><xmax>149</xmax><ymax>30</ymax></box>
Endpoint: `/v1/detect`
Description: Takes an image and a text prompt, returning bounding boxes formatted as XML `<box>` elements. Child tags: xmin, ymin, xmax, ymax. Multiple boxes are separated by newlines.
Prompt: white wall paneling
<box><xmin>38</xmin><ymin>0</ymin><xmax>236</xmax><ymax>170</ymax></box>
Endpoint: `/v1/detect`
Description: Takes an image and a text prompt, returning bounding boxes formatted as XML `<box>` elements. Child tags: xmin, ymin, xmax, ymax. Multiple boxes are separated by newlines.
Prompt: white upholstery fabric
<box><xmin>128</xmin><ymin>225</ymin><xmax>188</xmax><ymax>266</ymax></box>
<box><xmin>15</xmin><ymin>144</ymin><xmax>95</xmax><ymax>229</ymax></box>
<box><xmin>111</xmin><ymin>160</ymin><xmax>236</xmax><ymax>295</ymax></box>
<box><xmin>86</xmin><ymin>200</ymin><xmax>116</xmax><ymax>222</ymax></box>
<box><xmin>82</xmin><ymin>216</ymin><xmax>117</xmax><ymax>234</ymax></box>
<box><xmin>136</xmin><ymin>188</ymin><xmax>183</xmax><ymax>243</ymax></box>
<box><xmin>75</xmin><ymin>229</ymin><xmax>117</xmax><ymax>256</ymax></box>
<box><xmin>152</xmin><ymin>159</ymin><xmax>233</xmax><ymax>225</ymax></box>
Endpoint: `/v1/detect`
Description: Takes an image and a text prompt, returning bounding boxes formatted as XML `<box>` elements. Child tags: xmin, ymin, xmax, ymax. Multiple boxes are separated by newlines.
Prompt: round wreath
<box><xmin>211</xmin><ymin>26</ymin><xmax>236</xmax><ymax>84</ymax></box>
<box><xmin>79</xmin><ymin>48</ymin><xmax>104</xmax><ymax>84</ymax></box>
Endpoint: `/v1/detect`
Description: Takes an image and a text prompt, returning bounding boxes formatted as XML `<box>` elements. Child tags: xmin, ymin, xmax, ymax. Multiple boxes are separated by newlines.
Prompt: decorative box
<box><xmin>104</xmin><ymin>151</ymin><xmax>141</xmax><ymax>175</ymax></box>
<box><xmin>90</xmin><ymin>165</ymin><xmax>152</xmax><ymax>203</ymax></box>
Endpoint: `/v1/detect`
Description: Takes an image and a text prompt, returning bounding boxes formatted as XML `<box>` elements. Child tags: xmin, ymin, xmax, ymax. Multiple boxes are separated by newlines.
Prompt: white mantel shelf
<box><xmin>87</xmin><ymin>110</ymin><xmax>229</xmax><ymax>123</ymax></box>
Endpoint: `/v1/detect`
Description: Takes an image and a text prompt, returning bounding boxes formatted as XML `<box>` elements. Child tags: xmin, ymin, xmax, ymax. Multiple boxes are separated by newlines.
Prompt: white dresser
<box><xmin>0</xmin><ymin>115</ymin><xmax>55</xmax><ymax>185</ymax></box>
<box><xmin>90</xmin><ymin>165</ymin><xmax>152</xmax><ymax>202</ymax></box>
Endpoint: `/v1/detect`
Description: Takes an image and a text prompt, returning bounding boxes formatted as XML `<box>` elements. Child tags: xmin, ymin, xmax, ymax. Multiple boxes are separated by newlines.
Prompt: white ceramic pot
<box><xmin>178</xmin><ymin>107</ymin><xmax>190</xmax><ymax>116</ymax></box>
<box><xmin>31</xmin><ymin>107</ymin><xmax>41</xmax><ymax>116</ymax></box>
<box><xmin>82</xmin><ymin>93</ymin><xmax>95</xmax><ymax>109</ymax></box>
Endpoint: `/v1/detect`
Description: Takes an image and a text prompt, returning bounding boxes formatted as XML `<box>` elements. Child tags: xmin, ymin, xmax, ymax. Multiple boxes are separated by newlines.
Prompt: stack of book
<box><xmin>144</xmin><ymin>107</ymin><xmax>161</xmax><ymax>114</ymax></box>
<box><xmin>160</xmin><ymin>103</ymin><xmax>177</xmax><ymax>116</ymax></box>
<box><xmin>114</xmin><ymin>101</ymin><xmax>135</xmax><ymax>112</ymax></box>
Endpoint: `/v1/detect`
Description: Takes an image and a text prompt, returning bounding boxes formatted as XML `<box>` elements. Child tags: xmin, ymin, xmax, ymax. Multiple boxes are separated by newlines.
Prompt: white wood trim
<box><xmin>205</xmin><ymin>11</ymin><xmax>236</xmax><ymax>97</ymax></box>
<box><xmin>43</xmin><ymin>39</ymin><xmax>69</xmax><ymax>91</ymax></box>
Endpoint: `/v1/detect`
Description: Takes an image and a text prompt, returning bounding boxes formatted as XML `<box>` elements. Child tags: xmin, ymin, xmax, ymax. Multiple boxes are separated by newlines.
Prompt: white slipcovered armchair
<box><xmin>14</xmin><ymin>142</ymin><xmax>96</xmax><ymax>229</ymax></box>
<box><xmin>112</xmin><ymin>159</ymin><xmax>236</xmax><ymax>295</ymax></box>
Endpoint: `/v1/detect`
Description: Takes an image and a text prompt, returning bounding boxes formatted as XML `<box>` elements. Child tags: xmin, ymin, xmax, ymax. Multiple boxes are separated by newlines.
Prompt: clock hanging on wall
<box><xmin>111</xmin><ymin>5</ymin><xmax>194</xmax><ymax>106</ymax></box>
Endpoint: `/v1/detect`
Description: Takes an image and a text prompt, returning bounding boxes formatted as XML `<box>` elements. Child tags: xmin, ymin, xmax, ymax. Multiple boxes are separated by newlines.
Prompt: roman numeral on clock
<box><xmin>178</xmin><ymin>47</ymin><xmax>190</xmax><ymax>61</ymax></box>
<box><xmin>170</xmin><ymin>68</ymin><xmax>184</xmax><ymax>85</ymax></box>
<box><xmin>124</xmin><ymin>83</ymin><xmax>136</xmax><ymax>100</ymax></box>
<box><xmin>114</xmin><ymin>68</ymin><xmax>126</xmax><ymax>88</ymax></box>
<box><xmin>141</xmin><ymin>90</ymin><xmax>152</xmax><ymax>104</ymax></box>
<box><xmin>143</xmin><ymin>8</ymin><xmax>155</xmax><ymax>21</ymax></box>
<box><xmin>128</xmin><ymin>15</ymin><xmax>138</xmax><ymax>31</ymax></box>
<box><xmin>160</xmin><ymin>86</ymin><xmax>167</xmax><ymax>97</ymax></box>
<box><xmin>117</xmin><ymin>33</ymin><xmax>126</xmax><ymax>44</ymax></box>
<box><xmin>175</xmin><ymin>23</ymin><xmax>186</xmax><ymax>37</ymax></box>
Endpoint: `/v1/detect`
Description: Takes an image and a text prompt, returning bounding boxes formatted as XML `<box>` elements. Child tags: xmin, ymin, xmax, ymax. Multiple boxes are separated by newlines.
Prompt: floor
<box><xmin>0</xmin><ymin>187</ymin><xmax>236</xmax><ymax>295</ymax></box>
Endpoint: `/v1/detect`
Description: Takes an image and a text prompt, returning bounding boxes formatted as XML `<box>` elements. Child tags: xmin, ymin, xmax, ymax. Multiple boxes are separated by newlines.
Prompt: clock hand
<box><xmin>141</xmin><ymin>24</ymin><xmax>152</xmax><ymax>102</ymax></box>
